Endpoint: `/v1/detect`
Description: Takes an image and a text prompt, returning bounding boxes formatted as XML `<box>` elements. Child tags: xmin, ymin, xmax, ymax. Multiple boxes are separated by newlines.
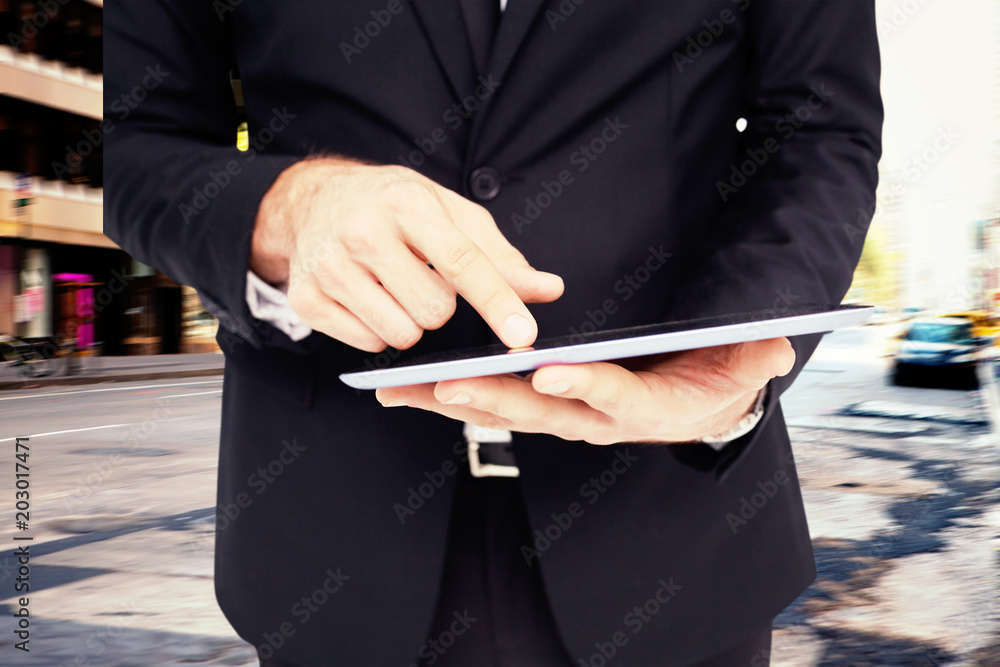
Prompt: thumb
<box><xmin>731</xmin><ymin>338</ymin><xmax>796</xmax><ymax>387</ymax></box>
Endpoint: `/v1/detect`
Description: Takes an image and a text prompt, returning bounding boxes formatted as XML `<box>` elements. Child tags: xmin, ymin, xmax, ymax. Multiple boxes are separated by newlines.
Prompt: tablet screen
<box><xmin>340</xmin><ymin>304</ymin><xmax>873</xmax><ymax>389</ymax></box>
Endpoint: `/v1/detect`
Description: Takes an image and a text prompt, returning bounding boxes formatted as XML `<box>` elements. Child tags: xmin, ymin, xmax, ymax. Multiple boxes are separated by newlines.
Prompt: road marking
<box><xmin>163</xmin><ymin>390</ymin><xmax>223</xmax><ymax>399</ymax></box>
<box><xmin>0</xmin><ymin>423</ymin><xmax>128</xmax><ymax>442</ymax></box>
<box><xmin>0</xmin><ymin>379</ymin><xmax>223</xmax><ymax>402</ymax></box>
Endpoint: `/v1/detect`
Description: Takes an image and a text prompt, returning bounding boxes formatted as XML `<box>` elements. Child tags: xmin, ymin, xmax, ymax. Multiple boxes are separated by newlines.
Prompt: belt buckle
<box><xmin>464</xmin><ymin>423</ymin><xmax>519</xmax><ymax>478</ymax></box>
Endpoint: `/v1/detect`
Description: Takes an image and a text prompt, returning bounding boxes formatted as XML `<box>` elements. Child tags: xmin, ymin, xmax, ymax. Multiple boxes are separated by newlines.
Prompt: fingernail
<box><xmin>441</xmin><ymin>392</ymin><xmax>472</xmax><ymax>405</ymax></box>
<box><xmin>537</xmin><ymin>380</ymin><xmax>571</xmax><ymax>395</ymax></box>
<box><xmin>503</xmin><ymin>313</ymin><xmax>535</xmax><ymax>347</ymax></box>
<box><xmin>379</xmin><ymin>399</ymin><xmax>407</xmax><ymax>408</ymax></box>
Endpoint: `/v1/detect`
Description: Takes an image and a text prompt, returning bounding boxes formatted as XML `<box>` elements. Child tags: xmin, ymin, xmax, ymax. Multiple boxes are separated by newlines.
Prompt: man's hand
<box><xmin>251</xmin><ymin>157</ymin><xmax>564</xmax><ymax>352</ymax></box>
<box><xmin>374</xmin><ymin>338</ymin><xmax>796</xmax><ymax>445</ymax></box>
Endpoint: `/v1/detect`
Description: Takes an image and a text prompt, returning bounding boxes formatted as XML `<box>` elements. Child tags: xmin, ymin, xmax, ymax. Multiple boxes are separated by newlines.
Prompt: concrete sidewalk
<box><xmin>0</xmin><ymin>352</ymin><xmax>225</xmax><ymax>391</ymax></box>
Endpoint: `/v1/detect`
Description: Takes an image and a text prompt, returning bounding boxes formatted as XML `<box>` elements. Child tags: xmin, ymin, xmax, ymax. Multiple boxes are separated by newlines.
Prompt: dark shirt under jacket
<box><xmin>104</xmin><ymin>1</ymin><xmax>882</xmax><ymax>664</ymax></box>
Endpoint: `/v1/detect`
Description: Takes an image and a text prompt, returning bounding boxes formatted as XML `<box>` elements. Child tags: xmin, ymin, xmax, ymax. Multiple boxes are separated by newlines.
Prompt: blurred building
<box><xmin>0</xmin><ymin>0</ymin><xmax>218</xmax><ymax>355</ymax></box>
<box><xmin>848</xmin><ymin>0</ymin><xmax>1000</xmax><ymax>318</ymax></box>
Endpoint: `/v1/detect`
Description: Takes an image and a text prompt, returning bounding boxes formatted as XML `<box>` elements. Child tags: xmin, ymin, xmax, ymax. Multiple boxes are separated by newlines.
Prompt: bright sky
<box><xmin>872</xmin><ymin>0</ymin><xmax>998</xmax><ymax>309</ymax></box>
<box><xmin>876</xmin><ymin>0</ymin><xmax>998</xmax><ymax>221</ymax></box>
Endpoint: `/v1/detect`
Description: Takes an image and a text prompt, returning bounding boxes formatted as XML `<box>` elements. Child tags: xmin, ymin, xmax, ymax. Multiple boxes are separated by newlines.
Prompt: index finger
<box><xmin>401</xmin><ymin>198</ymin><xmax>539</xmax><ymax>349</ymax></box>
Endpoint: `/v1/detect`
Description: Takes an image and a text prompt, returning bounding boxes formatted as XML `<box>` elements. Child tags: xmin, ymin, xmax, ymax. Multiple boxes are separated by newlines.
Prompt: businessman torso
<box><xmin>105</xmin><ymin>1</ymin><xmax>882</xmax><ymax>664</ymax></box>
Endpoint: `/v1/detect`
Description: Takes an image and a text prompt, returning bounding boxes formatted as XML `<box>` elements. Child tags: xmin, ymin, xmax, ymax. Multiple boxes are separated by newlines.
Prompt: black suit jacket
<box><xmin>104</xmin><ymin>1</ymin><xmax>882</xmax><ymax>664</ymax></box>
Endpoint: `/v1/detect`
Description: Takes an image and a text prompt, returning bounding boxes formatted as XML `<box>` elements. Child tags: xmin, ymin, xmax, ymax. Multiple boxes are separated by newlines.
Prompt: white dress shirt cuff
<box><xmin>245</xmin><ymin>270</ymin><xmax>314</xmax><ymax>342</ymax></box>
<box><xmin>699</xmin><ymin>385</ymin><xmax>768</xmax><ymax>450</ymax></box>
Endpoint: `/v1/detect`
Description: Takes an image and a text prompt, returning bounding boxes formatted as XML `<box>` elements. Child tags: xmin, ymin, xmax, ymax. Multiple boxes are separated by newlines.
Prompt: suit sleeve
<box><xmin>667</xmin><ymin>0</ymin><xmax>883</xmax><ymax>476</ymax></box>
<box><xmin>103</xmin><ymin>0</ymin><xmax>299</xmax><ymax>349</ymax></box>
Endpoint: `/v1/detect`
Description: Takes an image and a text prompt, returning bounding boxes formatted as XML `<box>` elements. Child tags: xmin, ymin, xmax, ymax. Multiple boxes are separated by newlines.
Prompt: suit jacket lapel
<box><xmin>409</xmin><ymin>0</ymin><xmax>479</xmax><ymax>100</ymax></box>
<box><xmin>465</xmin><ymin>0</ymin><xmax>546</xmax><ymax>159</ymax></box>
<box><xmin>484</xmin><ymin>0</ymin><xmax>547</xmax><ymax>87</ymax></box>
<box><xmin>410</xmin><ymin>0</ymin><xmax>548</xmax><ymax>161</ymax></box>
<box><xmin>410</xmin><ymin>0</ymin><xmax>547</xmax><ymax>98</ymax></box>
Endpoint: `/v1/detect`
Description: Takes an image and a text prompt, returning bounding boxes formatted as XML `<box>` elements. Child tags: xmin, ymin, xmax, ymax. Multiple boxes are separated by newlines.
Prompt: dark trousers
<box><xmin>421</xmin><ymin>470</ymin><xmax>773</xmax><ymax>667</ymax></box>
<box><xmin>418</xmin><ymin>471</ymin><xmax>575</xmax><ymax>666</ymax></box>
<box><xmin>261</xmin><ymin>467</ymin><xmax>772</xmax><ymax>666</ymax></box>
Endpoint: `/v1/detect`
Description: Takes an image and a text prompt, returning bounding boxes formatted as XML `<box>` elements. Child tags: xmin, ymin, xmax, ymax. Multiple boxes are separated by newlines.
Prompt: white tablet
<box><xmin>339</xmin><ymin>304</ymin><xmax>873</xmax><ymax>390</ymax></box>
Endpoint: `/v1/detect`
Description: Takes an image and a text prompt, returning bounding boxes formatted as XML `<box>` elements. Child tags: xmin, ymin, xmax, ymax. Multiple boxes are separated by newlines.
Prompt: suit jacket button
<box><xmin>469</xmin><ymin>166</ymin><xmax>502</xmax><ymax>201</ymax></box>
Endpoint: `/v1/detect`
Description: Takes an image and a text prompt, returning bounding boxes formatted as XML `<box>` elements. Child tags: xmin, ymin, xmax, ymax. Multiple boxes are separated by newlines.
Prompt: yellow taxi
<box><xmin>942</xmin><ymin>311</ymin><xmax>1000</xmax><ymax>342</ymax></box>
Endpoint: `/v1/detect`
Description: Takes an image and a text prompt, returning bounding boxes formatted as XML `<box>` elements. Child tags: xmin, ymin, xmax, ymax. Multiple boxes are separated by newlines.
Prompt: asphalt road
<box><xmin>0</xmin><ymin>325</ymin><xmax>996</xmax><ymax>666</ymax></box>
<box><xmin>0</xmin><ymin>378</ymin><xmax>245</xmax><ymax>666</ymax></box>
<box><xmin>777</xmin><ymin>326</ymin><xmax>999</xmax><ymax>666</ymax></box>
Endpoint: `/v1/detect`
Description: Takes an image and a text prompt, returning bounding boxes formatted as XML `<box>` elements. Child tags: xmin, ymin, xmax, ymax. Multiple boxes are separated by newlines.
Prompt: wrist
<box><xmin>698</xmin><ymin>386</ymin><xmax>767</xmax><ymax>446</ymax></box>
<box><xmin>249</xmin><ymin>155</ymin><xmax>359</xmax><ymax>285</ymax></box>
<box><xmin>249</xmin><ymin>162</ymin><xmax>300</xmax><ymax>285</ymax></box>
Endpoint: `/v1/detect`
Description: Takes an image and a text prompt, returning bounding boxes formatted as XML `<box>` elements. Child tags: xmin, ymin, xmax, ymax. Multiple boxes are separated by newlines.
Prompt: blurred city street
<box><xmin>776</xmin><ymin>326</ymin><xmax>1000</xmax><ymax>666</ymax></box>
<box><xmin>0</xmin><ymin>324</ymin><xmax>997</xmax><ymax>666</ymax></box>
<box><xmin>0</xmin><ymin>0</ymin><xmax>996</xmax><ymax>665</ymax></box>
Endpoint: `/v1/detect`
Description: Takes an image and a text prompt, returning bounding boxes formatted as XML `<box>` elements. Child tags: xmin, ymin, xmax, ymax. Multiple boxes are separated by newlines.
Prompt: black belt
<box><xmin>463</xmin><ymin>423</ymin><xmax>519</xmax><ymax>478</ymax></box>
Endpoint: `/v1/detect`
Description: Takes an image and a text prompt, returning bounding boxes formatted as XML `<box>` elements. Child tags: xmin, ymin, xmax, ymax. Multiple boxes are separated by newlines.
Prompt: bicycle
<box><xmin>0</xmin><ymin>334</ymin><xmax>57</xmax><ymax>379</ymax></box>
